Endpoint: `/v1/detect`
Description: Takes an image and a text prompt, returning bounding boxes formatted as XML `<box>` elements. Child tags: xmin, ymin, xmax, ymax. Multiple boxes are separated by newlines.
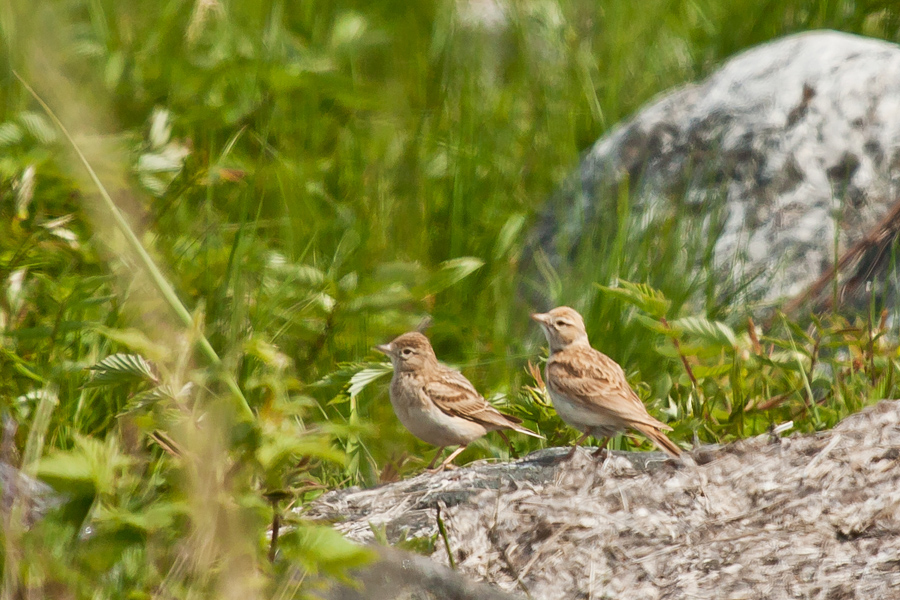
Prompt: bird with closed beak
<box><xmin>531</xmin><ymin>306</ymin><xmax>681</xmax><ymax>459</ymax></box>
<box><xmin>375</xmin><ymin>332</ymin><xmax>543</xmax><ymax>471</ymax></box>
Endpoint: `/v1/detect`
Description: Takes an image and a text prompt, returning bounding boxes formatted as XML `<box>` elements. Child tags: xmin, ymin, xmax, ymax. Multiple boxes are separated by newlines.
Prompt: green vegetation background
<box><xmin>3</xmin><ymin>0</ymin><xmax>900</xmax><ymax>597</ymax></box>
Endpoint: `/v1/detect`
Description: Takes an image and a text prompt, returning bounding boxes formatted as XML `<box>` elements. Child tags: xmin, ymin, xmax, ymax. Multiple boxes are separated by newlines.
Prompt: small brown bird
<box><xmin>531</xmin><ymin>306</ymin><xmax>681</xmax><ymax>459</ymax></box>
<box><xmin>375</xmin><ymin>332</ymin><xmax>542</xmax><ymax>471</ymax></box>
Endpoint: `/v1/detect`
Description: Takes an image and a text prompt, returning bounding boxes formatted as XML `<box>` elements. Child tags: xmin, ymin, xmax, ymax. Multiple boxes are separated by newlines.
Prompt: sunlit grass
<box><xmin>3</xmin><ymin>0</ymin><xmax>900</xmax><ymax>597</ymax></box>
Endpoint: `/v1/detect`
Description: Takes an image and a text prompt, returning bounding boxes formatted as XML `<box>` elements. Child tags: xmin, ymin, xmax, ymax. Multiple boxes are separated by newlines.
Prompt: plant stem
<box><xmin>15</xmin><ymin>72</ymin><xmax>253</xmax><ymax>422</ymax></box>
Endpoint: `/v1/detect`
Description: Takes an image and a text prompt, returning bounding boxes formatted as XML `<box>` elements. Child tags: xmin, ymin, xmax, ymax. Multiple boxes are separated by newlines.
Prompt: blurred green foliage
<box><xmin>2</xmin><ymin>0</ymin><xmax>900</xmax><ymax>597</ymax></box>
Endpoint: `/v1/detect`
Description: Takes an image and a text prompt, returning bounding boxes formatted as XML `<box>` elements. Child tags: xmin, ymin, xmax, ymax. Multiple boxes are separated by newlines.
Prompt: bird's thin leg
<box><xmin>496</xmin><ymin>431</ymin><xmax>519</xmax><ymax>459</ymax></box>
<box><xmin>427</xmin><ymin>447</ymin><xmax>446</xmax><ymax>470</ymax></box>
<box><xmin>565</xmin><ymin>431</ymin><xmax>592</xmax><ymax>460</ymax></box>
<box><xmin>591</xmin><ymin>437</ymin><xmax>610</xmax><ymax>458</ymax></box>
<box><xmin>436</xmin><ymin>445</ymin><xmax>468</xmax><ymax>471</ymax></box>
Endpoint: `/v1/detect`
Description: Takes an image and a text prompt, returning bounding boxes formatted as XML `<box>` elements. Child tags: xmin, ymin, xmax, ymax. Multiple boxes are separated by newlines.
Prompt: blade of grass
<box><xmin>14</xmin><ymin>72</ymin><xmax>253</xmax><ymax>421</ymax></box>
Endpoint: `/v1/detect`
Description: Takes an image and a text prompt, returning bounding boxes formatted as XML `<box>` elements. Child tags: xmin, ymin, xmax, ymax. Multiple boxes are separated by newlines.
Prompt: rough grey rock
<box><xmin>307</xmin><ymin>401</ymin><xmax>900</xmax><ymax>599</ymax></box>
<box><xmin>305</xmin><ymin>447</ymin><xmax>673</xmax><ymax>547</ymax></box>
<box><xmin>535</xmin><ymin>30</ymin><xmax>900</xmax><ymax>312</ymax></box>
<box><xmin>0</xmin><ymin>461</ymin><xmax>60</xmax><ymax>526</ymax></box>
<box><xmin>312</xmin><ymin>546</ymin><xmax>520</xmax><ymax>600</ymax></box>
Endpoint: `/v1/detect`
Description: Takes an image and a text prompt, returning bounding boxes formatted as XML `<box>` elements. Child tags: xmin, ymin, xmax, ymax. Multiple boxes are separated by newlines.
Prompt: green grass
<box><xmin>3</xmin><ymin>0</ymin><xmax>900</xmax><ymax>597</ymax></box>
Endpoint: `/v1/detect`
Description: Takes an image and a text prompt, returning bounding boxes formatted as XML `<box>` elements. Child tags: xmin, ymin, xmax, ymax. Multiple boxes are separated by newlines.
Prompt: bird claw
<box><xmin>591</xmin><ymin>447</ymin><xmax>609</xmax><ymax>459</ymax></box>
<box><xmin>426</xmin><ymin>463</ymin><xmax>459</xmax><ymax>474</ymax></box>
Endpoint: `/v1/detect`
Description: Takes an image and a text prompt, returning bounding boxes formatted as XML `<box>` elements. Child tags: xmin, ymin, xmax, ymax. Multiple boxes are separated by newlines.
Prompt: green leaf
<box><xmin>93</xmin><ymin>327</ymin><xmax>169</xmax><ymax>361</ymax></box>
<box><xmin>36</xmin><ymin>452</ymin><xmax>95</xmax><ymax>498</ymax></box>
<box><xmin>345</xmin><ymin>284</ymin><xmax>412</xmax><ymax>312</ymax></box>
<box><xmin>347</xmin><ymin>364</ymin><xmax>392</xmax><ymax>398</ymax></box>
<box><xmin>85</xmin><ymin>353</ymin><xmax>158</xmax><ymax>387</ymax></box>
<box><xmin>244</xmin><ymin>337</ymin><xmax>292</xmax><ymax>370</ymax></box>
<box><xmin>493</xmin><ymin>214</ymin><xmax>526</xmax><ymax>260</ymax></box>
<box><xmin>780</xmin><ymin>316</ymin><xmax>816</xmax><ymax>345</ymax></box>
<box><xmin>331</xmin><ymin>12</ymin><xmax>368</xmax><ymax>49</ymax></box>
<box><xmin>18</xmin><ymin>111</ymin><xmax>57</xmax><ymax>144</ymax></box>
<box><xmin>669</xmin><ymin>316</ymin><xmax>737</xmax><ymax>349</ymax></box>
<box><xmin>120</xmin><ymin>383</ymin><xmax>193</xmax><ymax>414</ymax></box>
<box><xmin>0</xmin><ymin>122</ymin><xmax>23</xmax><ymax>146</ymax></box>
<box><xmin>95</xmin><ymin>502</ymin><xmax>186</xmax><ymax>536</ymax></box>
<box><xmin>312</xmin><ymin>361</ymin><xmax>373</xmax><ymax>389</ymax></box>
<box><xmin>266</xmin><ymin>252</ymin><xmax>327</xmax><ymax>287</ymax></box>
<box><xmin>654</xmin><ymin>342</ymin><xmax>726</xmax><ymax>359</ymax></box>
<box><xmin>633</xmin><ymin>313</ymin><xmax>674</xmax><ymax>336</ymax></box>
<box><xmin>691</xmin><ymin>363</ymin><xmax>733</xmax><ymax>379</ymax></box>
<box><xmin>414</xmin><ymin>257</ymin><xmax>484</xmax><ymax>297</ymax></box>
<box><xmin>595</xmin><ymin>280</ymin><xmax>671</xmax><ymax>318</ymax></box>
<box><xmin>532</xmin><ymin>248</ymin><xmax>562</xmax><ymax>303</ymax></box>
<box><xmin>257</xmin><ymin>435</ymin><xmax>346</xmax><ymax>473</ymax></box>
<box><xmin>79</xmin><ymin>529</ymin><xmax>144</xmax><ymax>572</ymax></box>
<box><xmin>280</xmin><ymin>524</ymin><xmax>375</xmax><ymax>576</ymax></box>
<box><xmin>755</xmin><ymin>351</ymin><xmax>810</xmax><ymax>371</ymax></box>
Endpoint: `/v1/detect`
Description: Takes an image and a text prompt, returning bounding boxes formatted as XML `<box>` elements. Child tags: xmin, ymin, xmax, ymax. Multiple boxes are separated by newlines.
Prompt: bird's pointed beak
<box><xmin>531</xmin><ymin>312</ymin><xmax>550</xmax><ymax>325</ymax></box>
<box><xmin>374</xmin><ymin>343</ymin><xmax>392</xmax><ymax>356</ymax></box>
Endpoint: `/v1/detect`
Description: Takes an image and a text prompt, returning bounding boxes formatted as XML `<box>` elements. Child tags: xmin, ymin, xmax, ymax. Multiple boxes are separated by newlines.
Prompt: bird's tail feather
<box><xmin>490</xmin><ymin>410</ymin><xmax>544</xmax><ymax>439</ymax></box>
<box><xmin>633</xmin><ymin>423</ymin><xmax>681</xmax><ymax>457</ymax></box>
<box><xmin>510</xmin><ymin>422</ymin><xmax>545</xmax><ymax>439</ymax></box>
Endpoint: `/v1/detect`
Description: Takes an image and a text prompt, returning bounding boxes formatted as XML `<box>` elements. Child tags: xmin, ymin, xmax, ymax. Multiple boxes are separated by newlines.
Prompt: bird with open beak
<box><xmin>531</xmin><ymin>306</ymin><xmax>681</xmax><ymax>459</ymax></box>
<box><xmin>375</xmin><ymin>332</ymin><xmax>543</xmax><ymax>471</ymax></box>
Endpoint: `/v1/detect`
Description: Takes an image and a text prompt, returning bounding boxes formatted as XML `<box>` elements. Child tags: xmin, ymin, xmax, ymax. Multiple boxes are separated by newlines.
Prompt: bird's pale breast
<box><xmin>547</xmin><ymin>387</ymin><xmax>623</xmax><ymax>435</ymax></box>
<box><xmin>390</xmin><ymin>375</ymin><xmax>488</xmax><ymax>446</ymax></box>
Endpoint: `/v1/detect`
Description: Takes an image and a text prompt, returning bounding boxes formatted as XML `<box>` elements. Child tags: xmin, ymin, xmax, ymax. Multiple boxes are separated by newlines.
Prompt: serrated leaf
<box><xmin>655</xmin><ymin>342</ymin><xmax>726</xmax><ymax>359</ymax></box>
<box><xmin>338</xmin><ymin>271</ymin><xmax>358</xmax><ymax>292</ymax></box>
<box><xmin>120</xmin><ymin>383</ymin><xmax>193</xmax><ymax>414</ymax></box>
<box><xmin>15</xmin><ymin>165</ymin><xmax>35</xmax><ymax>219</ymax></box>
<box><xmin>86</xmin><ymin>353</ymin><xmax>158</xmax><ymax>387</ymax></box>
<box><xmin>18</xmin><ymin>111</ymin><xmax>58</xmax><ymax>144</ymax></box>
<box><xmin>0</xmin><ymin>122</ymin><xmax>23</xmax><ymax>146</ymax></box>
<box><xmin>595</xmin><ymin>280</ymin><xmax>671</xmax><ymax>318</ymax></box>
<box><xmin>312</xmin><ymin>361</ymin><xmax>371</xmax><ymax>388</ymax></box>
<box><xmin>532</xmin><ymin>248</ymin><xmax>562</xmax><ymax>302</ymax></box>
<box><xmin>691</xmin><ymin>363</ymin><xmax>733</xmax><ymax>379</ymax></box>
<box><xmin>374</xmin><ymin>261</ymin><xmax>427</xmax><ymax>286</ymax></box>
<box><xmin>633</xmin><ymin>313</ymin><xmax>675</xmax><ymax>336</ymax></box>
<box><xmin>347</xmin><ymin>364</ymin><xmax>392</xmax><ymax>398</ymax></box>
<box><xmin>345</xmin><ymin>284</ymin><xmax>412</xmax><ymax>312</ymax></box>
<box><xmin>493</xmin><ymin>214</ymin><xmax>526</xmax><ymax>260</ymax></box>
<box><xmin>137</xmin><ymin>151</ymin><xmax>184</xmax><ymax>173</ymax></box>
<box><xmin>669</xmin><ymin>316</ymin><xmax>737</xmax><ymax>349</ymax></box>
<box><xmin>327</xmin><ymin>394</ymin><xmax>351</xmax><ymax>406</ymax></box>
<box><xmin>148</xmin><ymin>107</ymin><xmax>172</xmax><ymax>149</ymax></box>
<box><xmin>330</xmin><ymin>230</ymin><xmax>360</xmax><ymax>275</ymax></box>
<box><xmin>414</xmin><ymin>257</ymin><xmax>484</xmax><ymax>297</ymax></box>
<box><xmin>136</xmin><ymin>142</ymin><xmax>189</xmax><ymax>196</ymax></box>
<box><xmin>755</xmin><ymin>351</ymin><xmax>810</xmax><ymax>371</ymax></box>
<box><xmin>244</xmin><ymin>337</ymin><xmax>292</xmax><ymax>370</ymax></box>
<box><xmin>266</xmin><ymin>254</ymin><xmax>326</xmax><ymax>287</ymax></box>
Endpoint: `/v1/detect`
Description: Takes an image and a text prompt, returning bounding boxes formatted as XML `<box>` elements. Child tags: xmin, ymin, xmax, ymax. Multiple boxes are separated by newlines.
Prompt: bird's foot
<box><xmin>591</xmin><ymin>447</ymin><xmax>609</xmax><ymax>460</ymax></box>
<box><xmin>553</xmin><ymin>445</ymin><xmax>579</xmax><ymax>463</ymax></box>
<box><xmin>425</xmin><ymin>463</ymin><xmax>459</xmax><ymax>474</ymax></box>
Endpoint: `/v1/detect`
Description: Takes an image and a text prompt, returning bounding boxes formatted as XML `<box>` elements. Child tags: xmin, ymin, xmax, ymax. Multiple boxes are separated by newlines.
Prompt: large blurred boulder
<box><xmin>534</xmin><ymin>30</ymin><xmax>900</xmax><ymax>312</ymax></box>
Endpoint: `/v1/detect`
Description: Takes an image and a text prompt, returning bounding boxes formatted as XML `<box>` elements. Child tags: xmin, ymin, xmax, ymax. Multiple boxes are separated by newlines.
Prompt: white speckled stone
<box><xmin>536</xmin><ymin>31</ymin><xmax>900</xmax><ymax>309</ymax></box>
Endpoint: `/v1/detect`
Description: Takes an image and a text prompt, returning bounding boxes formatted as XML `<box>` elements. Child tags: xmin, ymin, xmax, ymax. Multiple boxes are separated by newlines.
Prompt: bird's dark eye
<box><xmin>401</xmin><ymin>348</ymin><xmax>413</xmax><ymax>356</ymax></box>
<box><xmin>555</xmin><ymin>319</ymin><xmax>567</xmax><ymax>328</ymax></box>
